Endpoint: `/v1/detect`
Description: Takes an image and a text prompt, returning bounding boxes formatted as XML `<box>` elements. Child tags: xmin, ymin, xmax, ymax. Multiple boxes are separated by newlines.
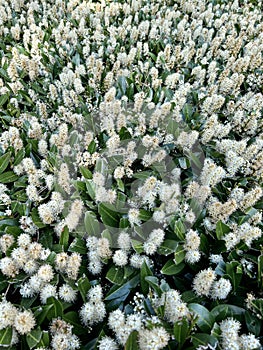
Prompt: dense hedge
<box><xmin>0</xmin><ymin>0</ymin><xmax>262</xmax><ymax>349</ymax></box>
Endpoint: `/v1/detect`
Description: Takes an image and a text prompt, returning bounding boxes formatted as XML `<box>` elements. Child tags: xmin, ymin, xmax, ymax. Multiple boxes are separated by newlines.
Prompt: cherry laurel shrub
<box><xmin>0</xmin><ymin>0</ymin><xmax>263</xmax><ymax>349</ymax></box>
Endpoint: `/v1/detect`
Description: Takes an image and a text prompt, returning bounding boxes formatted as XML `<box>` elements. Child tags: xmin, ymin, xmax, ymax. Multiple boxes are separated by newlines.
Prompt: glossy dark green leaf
<box><xmin>138</xmin><ymin>209</ymin><xmax>152</xmax><ymax>221</ymax></box>
<box><xmin>131</xmin><ymin>239</ymin><xmax>144</xmax><ymax>254</ymax></box>
<box><xmin>144</xmin><ymin>276</ymin><xmax>162</xmax><ymax>297</ymax></box>
<box><xmin>189</xmin><ymin>304</ymin><xmax>215</xmax><ymax>332</ymax></box>
<box><xmin>26</xmin><ymin>328</ymin><xmax>42</xmax><ymax>349</ymax></box>
<box><xmin>133</xmin><ymin>171</ymin><xmax>151</xmax><ymax>180</ymax></box>
<box><xmin>0</xmin><ymin>152</ymin><xmax>11</xmax><ymax>174</ymax></box>
<box><xmin>158</xmin><ymin>239</ymin><xmax>179</xmax><ymax>255</ymax></box>
<box><xmin>174</xmin><ymin>317</ymin><xmax>189</xmax><ymax>348</ymax></box>
<box><xmin>245</xmin><ymin>311</ymin><xmax>261</xmax><ymax>336</ymax></box>
<box><xmin>0</xmin><ymin>327</ymin><xmax>12</xmax><ymax>346</ymax></box>
<box><xmin>225</xmin><ymin>261</ymin><xmax>242</xmax><ymax>291</ymax></box>
<box><xmin>191</xmin><ymin>333</ymin><xmax>218</xmax><ymax>348</ymax></box>
<box><xmin>84</xmin><ymin>211</ymin><xmax>101</xmax><ymax>236</ymax></box>
<box><xmin>86</xmin><ymin>180</ymin><xmax>96</xmax><ymax>200</ymax></box>
<box><xmin>174</xmin><ymin>220</ymin><xmax>185</xmax><ymax>240</ymax></box>
<box><xmin>63</xmin><ymin>311</ymin><xmax>87</xmax><ymax>335</ymax></box>
<box><xmin>59</xmin><ymin>226</ymin><xmax>69</xmax><ymax>249</ymax></box>
<box><xmin>37</xmin><ymin>331</ymin><xmax>49</xmax><ymax>348</ymax></box>
<box><xmin>140</xmin><ymin>260</ymin><xmax>153</xmax><ymax>295</ymax></box>
<box><xmin>106</xmin><ymin>266</ymin><xmax>125</xmax><ymax>285</ymax></box>
<box><xmin>34</xmin><ymin>304</ymin><xmax>53</xmax><ymax>325</ymax></box>
<box><xmin>77</xmin><ymin>276</ymin><xmax>91</xmax><ymax>302</ymax></box>
<box><xmin>0</xmin><ymin>93</ymin><xmax>9</xmax><ymax>106</ymax></box>
<box><xmin>211</xmin><ymin>304</ymin><xmax>245</xmax><ymax>322</ymax></box>
<box><xmin>46</xmin><ymin>297</ymin><xmax>63</xmax><ymax>319</ymax></box>
<box><xmin>31</xmin><ymin>208</ymin><xmax>47</xmax><ymax>228</ymax></box>
<box><xmin>250</xmin><ymin>299</ymin><xmax>263</xmax><ymax>318</ymax></box>
<box><xmin>216</xmin><ymin>220</ymin><xmax>230</xmax><ymax>240</ymax></box>
<box><xmin>88</xmin><ymin>140</ymin><xmax>96</xmax><ymax>154</ymax></box>
<box><xmin>124</xmin><ymin>331</ymin><xmax>139</xmax><ymax>350</ymax></box>
<box><xmin>161</xmin><ymin>260</ymin><xmax>185</xmax><ymax>275</ymax></box>
<box><xmin>181</xmin><ymin>291</ymin><xmax>202</xmax><ymax>304</ymax></box>
<box><xmin>258</xmin><ymin>255</ymin><xmax>263</xmax><ymax>289</ymax></box>
<box><xmin>174</xmin><ymin>244</ymin><xmax>185</xmax><ymax>265</ymax></box>
<box><xmin>211</xmin><ymin>322</ymin><xmax>221</xmax><ymax>339</ymax></box>
<box><xmin>79</xmin><ymin>166</ymin><xmax>92</xmax><ymax>179</ymax></box>
<box><xmin>105</xmin><ymin>274</ymin><xmax>139</xmax><ymax>301</ymax></box>
<box><xmin>68</xmin><ymin>238</ymin><xmax>87</xmax><ymax>254</ymax></box>
<box><xmin>116</xmin><ymin>179</ymin><xmax>125</xmax><ymax>192</ymax></box>
<box><xmin>0</xmin><ymin>171</ymin><xmax>18</xmax><ymax>183</ymax></box>
<box><xmin>98</xmin><ymin>203</ymin><xmax>120</xmax><ymax>228</ymax></box>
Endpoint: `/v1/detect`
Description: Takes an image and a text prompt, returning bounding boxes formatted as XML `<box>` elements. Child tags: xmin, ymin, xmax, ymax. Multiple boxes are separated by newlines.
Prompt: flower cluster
<box><xmin>0</xmin><ymin>0</ymin><xmax>262</xmax><ymax>349</ymax></box>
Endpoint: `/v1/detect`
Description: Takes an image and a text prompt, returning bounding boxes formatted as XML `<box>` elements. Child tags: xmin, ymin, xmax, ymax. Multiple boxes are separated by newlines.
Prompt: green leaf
<box><xmin>133</xmin><ymin>171</ymin><xmax>151</xmax><ymax>180</ymax></box>
<box><xmin>59</xmin><ymin>226</ymin><xmax>69</xmax><ymax>249</ymax></box>
<box><xmin>86</xmin><ymin>180</ymin><xmax>96</xmax><ymax>200</ymax></box>
<box><xmin>238</xmin><ymin>207</ymin><xmax>258</xmax><ymax>225</ymax></box>
<box><xmin>119</xmin><ymin>217</ymin><xmax>129</xmax><ymax>229</ymax></box>
<box><xmin>211</xmin><ymin>322</ymin><xmax>221</xmax><ymax>338</ymax></box>
<box><xmin>68</xmin><ymin>238</ymin><xmax>87</xmax><ymax>254</ymax></box>
<box><xmin>174</xmin><ymin>244</ymin><xmax>185</xmax><ymax>265</ymax></box>
<box><xmin>144</xmin><ymin>276</ymin><xmax>162</xmax><ymax>297</ymax></box>
<box><xmin>98</xmin><ymin>203</ymin><xmax>120</xmax><ymax>228</ymax></box>
<box><xmin>95</xmin><ymin>158</ymin><xmax>108</xmax><ymax>175</ymax></box>
<box><xmin>181</xmin><ymin>291</ymin><xmax>202</xmax><ymax>304</ymax></box>
<box><xmin>105</xmin><ymin>274</ymin><xmax>139</xmax><ymax>301</ymax></box>
<box><xmin>117</xmin><ymin>179</ymin><xmax>125</xmax><ymax>192</ymax></box>
<box><xmin>0</xmin><ymin>218</ymin><xmax>19</xmax><ymax>229</ymax></box>
<box><xmin>20</xmin><ymin>295</ymin><xmax>38</xmax><ymax>308</ymax></box>
<box><xmin>77</xmin><ymin>276</ymin><xmax>91</xmax><ymax>302</ymax></box>
<box><xmin>34</xmin><ymin>304</ymin><xmax>53</xmax><ymax>325</ymax></box>
<box><xmin>0</xmin><ymin>171</ymin><xmax>18</xmax><ymax>183</ymax></box>
<box><xmin>79</xmin><ymin>166</ymin><xmax>92</xmax><ymax>179</ymax></box>
<box><xmin>124</xmin><ymin>331</ymin><xmax>139</xmax><ymax>350</ymax></box>
<box><xmin>0</xmin><ymin>68</ymin><xmax>10</xmax><ymax>81</ymax></box>
<box><xmin>131</xmin><ymin>239</ymin><xmax>144</xmax><ymax>254</ymax></box>
<box><xmin>0</xmin><ymin>327</ymin><xmax>12</xmax><ymax>346</ymax></box>
<box><xmin>0</xmin><ymin>152</ymin><xmax>11</xmax><ymax>174</ymax></box>
<box><xmin>158</xmin><ymin>239</ymin><xmax>179</xmax><ymax>255</ymax></box>
<box><xmin>140</xmin><ymin>260</ymin><xmax>153</xmax><ymax>295</ymax></box>
<box><xmin>117</xmin><ymin>76</ymin><xmax>127</xmax><ymax>96</ymax></box>
<box><xmin>31</xmin><ymin>208</ymin><xmax>47</xmax><ymax>228</ymax></box>
<box><xmin>63</xmin><ymin>312</ymin><xmax>87</xmax><ymax>336</ymax></box>
<box><xmin>173</xmin><ymin>317</ymin><xmax>189</xmax><ymax>348</ymax></box>
<box><xmin>182</xmin><ymin>103</ymin><xmax>193</xmax><ymax>121</ymax></box>
<box><xmin>161</xmin><ymin>260</ymin><xmax>185</xmax><ymax>275</ymax></box>
<box><xmin>250</xmin><ymin>299</ymin><xmax>263</xmax><ymax>318</ymax></box>
<box><xmin>191</xmin><ymin>333</ymin><xmax>218</xmax><ymax>348</ymax></box>
<box><xmin>37</xmin><ymin>331</ymin><xmax>49</xmax><ymax>348</ymax></box>
<box><xmin>46</xmin><ymin>297</ymin><xmax>63</xmax><ymax>319</ymax></box>
<box><xmin>244</xmin><ymin>311</ymin><xmax>261</xmax><ymax>336</ymax></box>
<box><xmin>216</xmin><ymin>220</ymin><xmax>230</xmax><ymax>240</ymax></box>
<box><xmin>0</xmin><ymin>93</ymin><xmax>9</xmax><ymax>106</ymax></box>
<box><xmin>106</xmin><ymin>266</ymin><xmax>125</xmax><ymax>285</ymax></box>
<box><xmin>211</xmin><ymin>304</ymin><xmax>245</xmax><ymax>322</ymax></box>
<box><xmin>84</xmin><ymin>211</ymin><xmax>101</xmax><ymax>236</ymax></box>
<box><xmin>225</xmin><ymin>261</ymin><xmax>242</xmax><ymax>292</ymax></box>
<box><xmin>186</xmin><ymin>150</ymin><xmax>203</xmax><ymax>169</ymax></box>
<box><xmin>74</xmin><ymin>180</ymin><xmax>86</xmax><ymax>192</ymax></box>
<box><xmin>0</xmin><ymin>280</ymin><xmax>8</xmax><ymax>293</ymax></box>
<box><xmin>88</xmin><ymin>140</ymin><xmax>96</xmax><ymax>154</ymax></box>
<box><xmin>26</xmin><ymin>328</ymin><xmax>42</xmax><ymax>349</ymax></box>
<box><xmin>138</xmin><ymin>209</ymin><xmax>152</xmax><ymax>221</ymax></box>
<box><xmin>258</xmin><ymin>255</ymin><xmax>263</xmax><ymax>289</ymax></box>
<box><xmin>174</xmin><ymin>219</ymin><xmax>185</xmax><ymax>240</ymax></box>
<box><xmin>188</xmin><ymin>304</ymin><xmax>215</xmax><ymax>332</ymax></box>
